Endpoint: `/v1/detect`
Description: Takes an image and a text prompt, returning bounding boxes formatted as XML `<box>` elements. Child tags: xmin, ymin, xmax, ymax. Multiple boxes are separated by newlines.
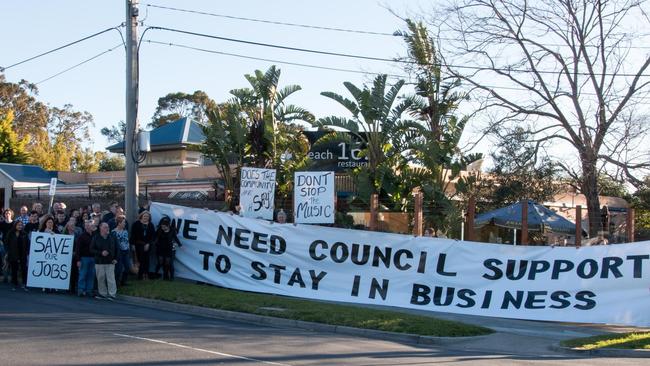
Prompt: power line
<box><xmin>35</xmin><ymin>44</ymin><xmax>123</xmax><ymax>85</ymax></box>
<box><xmin>143</xmin><ymin>3</ymin><xmax>397</xmax><ymax>37</ymax></box>
<box><xmin>147</xmin><ymin>25</ymin><xmax>406</xmax><ymax>64</ymax></box>
<box><xmin>1</xmin><ymin>26</ymin><xmax>123</xmax><ymax>72</ymax></box>
<box><xmin>146</xmin><ymin>25</ymin><xmax>650</xmax><ymax>78</ymax></box>
<box><xmin>143</xmin><ymin>3</ymin><xmax>650</xmax><ymax>50</ymax></box>
<box><xmin>143</xmin><ymin>39</ymin><xmax>407</xmax><ymax>79</ymax></box>
<box><xmin>142</xmin><ymin>39</ymin><xmax>648</xmax><ymax>99</ymax></box>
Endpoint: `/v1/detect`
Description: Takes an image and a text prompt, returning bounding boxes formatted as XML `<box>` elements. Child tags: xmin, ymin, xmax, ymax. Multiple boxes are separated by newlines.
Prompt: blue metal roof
<box><xmin>106</xmin><ymin>117</ymin><xmax>206</xmax><ymax>153</ymax></box>
<box><xmin>0</xmin><ymin>163</ymin><xmax>55</xmax><ymax>184</ymax></box>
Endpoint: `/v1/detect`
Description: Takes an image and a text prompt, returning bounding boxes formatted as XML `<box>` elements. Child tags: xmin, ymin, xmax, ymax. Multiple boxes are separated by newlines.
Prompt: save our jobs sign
<box><xmin>27</xmin><ymin>232</ymin><xmax>74</xmax><ymax>290</ymax></box>
<box><xmin>294</xmin><ymin>171</ymin><xmax>335</xmax><ymax>224</ymax></box>
<box><xmin>239</xmin><ymin>167</ymin><xmax>276</xmax><ymax>220</ymax></box>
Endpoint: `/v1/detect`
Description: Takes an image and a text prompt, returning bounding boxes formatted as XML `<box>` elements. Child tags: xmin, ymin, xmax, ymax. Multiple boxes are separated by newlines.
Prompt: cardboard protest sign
<box><xmin>239</xmin><ymin>167</ymin><xmax>276</xmax><ymax>220</ymax></box>
<box><xmin>27</xmin><ymin>232</ymin><xmax>74</xmax><ymax>290</ymax></box>
<box><xmin>294</xmin><ymin>171</ymin><xmax>335</xmax><ymax>224</ymax></box>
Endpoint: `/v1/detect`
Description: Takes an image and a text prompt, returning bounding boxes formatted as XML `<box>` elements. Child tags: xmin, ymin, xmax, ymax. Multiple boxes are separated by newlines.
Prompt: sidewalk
<box><xmin>117</xmin><ymin>294</ymin><xmax>650</xmax><ymax>358</ymax></box>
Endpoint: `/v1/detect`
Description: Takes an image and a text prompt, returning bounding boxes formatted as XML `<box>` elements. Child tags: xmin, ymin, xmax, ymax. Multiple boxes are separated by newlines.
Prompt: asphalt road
<box><xmin>0</xmin><ymin>286</ymin><xmax>644</xmax><ymax>365</ymax></box>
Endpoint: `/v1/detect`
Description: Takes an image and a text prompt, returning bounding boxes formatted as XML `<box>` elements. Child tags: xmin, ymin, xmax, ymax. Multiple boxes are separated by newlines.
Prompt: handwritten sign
<box><xmin>294</xmin><ymin>171</ymin><xmax>335</xmax><ymax>224</ymax></box>
<box><xmin>27</xmin><ymin>232</ymin><xmax>73</xmax><ymax>290</ymax></box>
<box><xmin>240</xmin><ymin>167</ymin><xmax>276</xmax><ymax>220</ymax></box>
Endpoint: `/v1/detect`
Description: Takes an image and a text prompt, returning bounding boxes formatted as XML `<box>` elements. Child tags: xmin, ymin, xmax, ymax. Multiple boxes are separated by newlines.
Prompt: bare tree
<box><xmin>438</xmin><ymin>0</ymin><xmax>650</xmax><ymax>236</ymax></box>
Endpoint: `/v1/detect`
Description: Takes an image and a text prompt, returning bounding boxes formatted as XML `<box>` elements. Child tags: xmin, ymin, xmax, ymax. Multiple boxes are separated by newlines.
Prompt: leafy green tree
<box><xmin>316</xmin><ymin>74</ymin><xmax>415</xmax><ymax>199</ymax></box>
<box><xmin>0</xmin><ymin>110</ymin><xmax>28</xmax><ymax>163</ymax></box>
<box><xmin>0</xmin><ymin>74</ymin><xmax>49</xmax><ymax>163</ymax></box>
<box><xmin>101</xmin><ymin>120</ymin><xmax>126</xmax><ymax>144</ymax></box>
<box><xmin>487</xmin><ymin>127</ymin><xmax>561</xmax><ymax>209</ymax></box>
<box><xmin>47</xmin><ymin>105</ymin><xmax>94</xmax><ymax>171</ymax></box>
<box><xmin>150</xmin><ymin>90</ymin><xmax>217</xmax><ymax>128</ymax></box>
<box><xmin>98</xmin><ymin>154</ymin><xmax>125</xmax><ymax>171</ymax></box>
<box><xmin>596</xmin><ymin>174</ymin><xmax>628</xmax><ymax>198</ymax></box>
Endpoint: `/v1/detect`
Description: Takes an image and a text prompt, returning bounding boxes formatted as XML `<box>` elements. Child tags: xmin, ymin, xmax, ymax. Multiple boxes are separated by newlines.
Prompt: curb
<box><xmin>117</xmin><ymin>295</ymin><xmax>487</xmax><ymax>346</ymax></box>
<box><xmin>550</xmin><ymin>344</ymin><xmax>650</xmax><ymax>358</ymax></box>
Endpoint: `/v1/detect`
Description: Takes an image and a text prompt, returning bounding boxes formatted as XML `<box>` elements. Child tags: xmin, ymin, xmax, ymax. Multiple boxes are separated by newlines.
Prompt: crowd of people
<box><xmin>0</xmin><ymin>201</ymin><xmax>182</xmax><ymax>300</ymax></box>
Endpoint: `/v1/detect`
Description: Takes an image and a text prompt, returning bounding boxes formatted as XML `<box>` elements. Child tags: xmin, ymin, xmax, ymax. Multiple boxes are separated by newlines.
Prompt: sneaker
<box><xmin>107</xmin><ymin>296</ymin><xmax>116</xmax><ymax>301</ymax></box>
<box><xmin>22</xmin><ymin>286</ymin><xmax>29</xmax><ymax>292</ymax></box>
<box><xmin>94</xmin><ymin>295</ymin><xmax>105</xmax><ymax>300</ymax></box>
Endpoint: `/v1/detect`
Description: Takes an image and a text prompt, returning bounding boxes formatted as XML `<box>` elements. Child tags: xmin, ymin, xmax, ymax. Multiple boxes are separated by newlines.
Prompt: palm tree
<box><xmin>395</xmin><ymin>20</ymin><xmax>475</xmax><ymax>233</ymax></box>
<box><xmin>230</xmin><ymin>66</ymin><xmax>313</xmax><ymax>169</ymax></box>
<box><xmin>230</xmin><ymin>65</ymin><xmax>314</xmax><ymax>206</ymax></box>
<box><xmin>315</xmin><ymin>74</ymin><xmax>417</xmax><ymax>199</ymax></box>
<box><xmin>201</xmin><ymin>102</ymin><xmax>249</xmax><ymax>209</ymax></box>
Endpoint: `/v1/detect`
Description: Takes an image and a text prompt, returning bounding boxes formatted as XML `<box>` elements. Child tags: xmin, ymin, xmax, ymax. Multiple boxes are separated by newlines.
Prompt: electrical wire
<box><xmin>143</xmin><ymin>39</ymin><xmax>648</xmax><ymax>98</ymax></box>
<box><xmin>145</xmin><ymin>25</ymin><xmax>650</xmax><ymax>78</ymax></box>
<box><xmin>143</xmin><ymin>3</ymin><xmax>397</xmax><ymax>37</ymax></box>
<box><xmin>1</xmin><ymin>26</ymin><xmax>123</xmax><ymax>72</ymax></box>
<box><xmin>143</xmin><ymin>3</ymin><xmax>650</xmax><ymax>50</ymax></box>
<box><xmin>35</xmin><ymin>43</ymin><xmax>123</xmax><ymax>85</ymax></box>
<box><xmin>143</xmin><ymin>39</ymin><xmax>407</xmax><ymax>79</ymax></box>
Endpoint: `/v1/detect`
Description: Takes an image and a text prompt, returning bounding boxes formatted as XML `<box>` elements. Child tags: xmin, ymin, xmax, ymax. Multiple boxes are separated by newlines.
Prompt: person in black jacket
<box><xmin>130</xmin><ymin>211</ymin><xmax>155</xmax><ymax>280</ymax></box>
<box><xmin>75</xmin><ymin>220</ymin><xmax>96</xmax><ymax>297</ymax></box>
<box><xmin>91</xmin><ymin>222</ymin><xmax>118</xmax><ymax>300</ymax></box>
<box><xmin>154</xmin><ymin>217</ymin><xmax>182</xmax><ymax>280</ymax></box>
<box><xmin>5</xmin><ymin>220</ymin><xmax>29</xmax><ymax>291</ymax></box>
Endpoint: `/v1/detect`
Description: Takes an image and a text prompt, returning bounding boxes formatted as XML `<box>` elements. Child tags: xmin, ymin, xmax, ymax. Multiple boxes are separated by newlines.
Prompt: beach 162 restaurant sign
<box><xmin>303</xmin><ymin>131</ymin><xmax>368</xmax><ymax>172</ymax></box>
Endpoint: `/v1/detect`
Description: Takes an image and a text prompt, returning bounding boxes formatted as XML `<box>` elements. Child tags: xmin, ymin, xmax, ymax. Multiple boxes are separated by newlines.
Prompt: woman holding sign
<box><xmin>5</xmin><ymin>220</ymin><xmax>29</xmax><ymax>291</ymax></box>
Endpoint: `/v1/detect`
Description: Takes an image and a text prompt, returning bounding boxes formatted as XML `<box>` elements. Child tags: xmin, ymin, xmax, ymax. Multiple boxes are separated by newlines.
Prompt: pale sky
<box><xmin>2</xmin><ymin>0</ymin><xmax>445</xmax><ymax>152</ymax></box>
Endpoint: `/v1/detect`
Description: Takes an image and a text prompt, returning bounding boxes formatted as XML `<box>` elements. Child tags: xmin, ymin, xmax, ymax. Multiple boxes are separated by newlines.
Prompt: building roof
<box><xmin>0</xmin><ymin>163</ymin><xmax>56</xmax><ymax>186</ymax></box>
<box><xmin>106</xmin><ymin>117</ymin><xmax>205</xmax><ymax>153</ymax></box>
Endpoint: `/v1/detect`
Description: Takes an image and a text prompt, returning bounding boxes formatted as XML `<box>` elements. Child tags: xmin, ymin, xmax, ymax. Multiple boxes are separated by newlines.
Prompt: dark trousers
<box><xmin>136</xmin><ymin>247</ymin><xmax>149</xmax><ymax>279</ymax></box>
<box><xmin>10</xmin><ymin>259</ymin><xmax>26</xmax><ymax>287</ymax></box>
<box><xmin>69</xmin><ymin>259</ymin><xmax>78</xmax><ymax>293</ymax></box>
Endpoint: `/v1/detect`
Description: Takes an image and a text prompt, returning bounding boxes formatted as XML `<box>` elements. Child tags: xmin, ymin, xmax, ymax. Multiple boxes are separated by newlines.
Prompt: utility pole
<box><xmin>125</xmin><ymin>0</ymin><xmax>139</xmax><ymax>225</ymax></box>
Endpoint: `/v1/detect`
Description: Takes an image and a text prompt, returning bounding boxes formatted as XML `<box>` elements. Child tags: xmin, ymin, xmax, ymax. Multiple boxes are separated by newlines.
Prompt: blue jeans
<box><xmin>78</xmin><ymin>257</ymin><xmax>95</xmax><ymax>295</ymax></box>
<box><xmin>115</xmin><ymin>249</ymin><xmax>131</xmax><ymax>284</ymax></box>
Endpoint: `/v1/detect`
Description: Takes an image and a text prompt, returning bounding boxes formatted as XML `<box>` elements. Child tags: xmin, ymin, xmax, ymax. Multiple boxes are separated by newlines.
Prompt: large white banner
<box><xmin>239</xmin><ymin>167</ymin><xmax>276</xmax><ymax>220</ymax></box>
<box><xmin>151</xmin><ymin>202</ymin><xmax>650</xmax><ymax>326</ymax></box>
<box><xmin>294</xmin><ymin>171</ymin><xmax>335</xmax><ymax>224</ymax></box>
<box><xmin>27</xmin><ymin>232</ymin><xmax>74</xmax><ymax>290</ymax></box>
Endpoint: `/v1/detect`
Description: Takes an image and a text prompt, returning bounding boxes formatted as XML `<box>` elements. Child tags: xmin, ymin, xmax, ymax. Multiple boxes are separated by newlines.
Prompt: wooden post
<box><xmin>465</xmin><ymin>196</ymin><xmax>476</xmax><ymax>241</ymax></box>
<box><xmin>521</xmin><ymin>200</ymin><xmax>529</xmax><ymax>245</ymax></box>
<box><xmin>575</xmin><ymin>205</ymin><xmax>582</xmax><ymax>247</ymax></box>
<box><xmin>413</xmin><ymin>189</ymin><xmax>423</xmax><ymax>236</ymax></box>
<box><xmin>369</xmin><ymin>193</ymin><xmax>379</xmax><ymax>231</ymax></box>
<box><xmin>626</xmin><ymin>208</ymin><xmax>635</xmax><ymax>243</ymax></box>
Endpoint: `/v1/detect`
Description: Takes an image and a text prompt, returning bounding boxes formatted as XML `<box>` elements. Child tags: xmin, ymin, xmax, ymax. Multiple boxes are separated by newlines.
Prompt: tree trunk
<box><xmin>580</xmin><ymin>154</ymin><xmax>601</xmax><ymax>237</ymax></box>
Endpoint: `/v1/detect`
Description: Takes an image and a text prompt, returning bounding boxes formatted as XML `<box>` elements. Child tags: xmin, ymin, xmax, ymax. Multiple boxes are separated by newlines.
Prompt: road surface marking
<box><xmin>113</xmin><ymin>333</ymin><xmax>291</xmax><ymax>366</ymax></box>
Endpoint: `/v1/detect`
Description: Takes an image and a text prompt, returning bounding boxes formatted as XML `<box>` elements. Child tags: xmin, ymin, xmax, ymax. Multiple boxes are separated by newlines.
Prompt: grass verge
<box><xmin>120</xmin><ymin>280</ymin><xmax>492</xmax><ymax>337</ymax></box>
<box><xmin>561</xmin><ymin>332</ymin><xmax>650</xmax><ymax>350</ymax></box>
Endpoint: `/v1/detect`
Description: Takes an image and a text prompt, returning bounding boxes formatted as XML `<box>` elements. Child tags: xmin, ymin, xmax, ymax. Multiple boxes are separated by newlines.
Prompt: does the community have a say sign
<box><xmin>27</xmin><ymin>232</ymin><xmax>73</xmax><ymax>290</ymax></box>
<box><xmin>151</xmin><ymin>202</ymin><xmax>650</xmax><ymax>327</ymax></box>
<box><xmin>239</xmin><ymin>167</ymin><xmax>276</xmax><ymax>220</ymax></box>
